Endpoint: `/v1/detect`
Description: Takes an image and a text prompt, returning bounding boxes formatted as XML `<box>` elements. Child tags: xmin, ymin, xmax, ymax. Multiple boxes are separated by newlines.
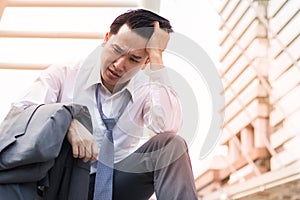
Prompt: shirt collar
<box><xmin>82</xmin><ymin>45</ymin><xmax>102</xmax><ymax>89</ymax></box>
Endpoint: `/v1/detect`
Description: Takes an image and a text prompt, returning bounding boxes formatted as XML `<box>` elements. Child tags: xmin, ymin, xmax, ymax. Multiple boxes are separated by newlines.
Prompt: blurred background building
<box><xmin>196</xmin><ymin>0</ymin><xmax>300</xmax><ymax>199</ymax></box>
<box><xmin>0</xmin><ymin>0</ymin><xmax>299</xmax><ymax>199</ymax></box>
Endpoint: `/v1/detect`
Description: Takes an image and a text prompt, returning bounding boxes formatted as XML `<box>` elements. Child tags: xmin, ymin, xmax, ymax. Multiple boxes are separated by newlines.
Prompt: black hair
<box><xmin>109</xmin><ymin>9</ymin><xmax>173</xmax><ymax>39</ymax></box>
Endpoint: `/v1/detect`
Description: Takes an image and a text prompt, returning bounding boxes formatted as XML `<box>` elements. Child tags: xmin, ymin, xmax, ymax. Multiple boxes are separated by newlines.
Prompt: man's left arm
<box><xmin>143</xmin><ymin>22</ymin><xmax>182</xmax><ymax>134</ymax></box>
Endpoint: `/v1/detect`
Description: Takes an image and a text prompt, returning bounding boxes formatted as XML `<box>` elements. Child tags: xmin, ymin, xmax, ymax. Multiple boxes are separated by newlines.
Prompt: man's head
<box><xmin>100</xmin><ymin>9</ymin><xmax>172</xmax><ymax>93</ymax></box>
<box><xmin>110</xmin><ymin>9</ymin><xmax>173</xmax><ymax>38</ymax></box>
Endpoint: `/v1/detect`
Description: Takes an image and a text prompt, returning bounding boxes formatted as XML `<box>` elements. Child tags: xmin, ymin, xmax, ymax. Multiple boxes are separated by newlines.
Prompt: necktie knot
<box><xmin>103</xmin><ymin>118</ymin><xmax>116</xmax><ymax>131</ymax></box>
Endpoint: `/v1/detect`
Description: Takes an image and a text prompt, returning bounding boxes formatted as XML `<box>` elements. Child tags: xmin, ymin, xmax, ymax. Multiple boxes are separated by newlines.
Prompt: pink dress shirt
<box><xmin>14</xmin><ymin>46</ymin><xmax>182</xmax><ymax>167</ymax></box>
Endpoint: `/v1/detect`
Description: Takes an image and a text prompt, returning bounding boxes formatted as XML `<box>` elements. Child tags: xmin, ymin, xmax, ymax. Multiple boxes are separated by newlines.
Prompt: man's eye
<box><xmin>130</xmin><ymin>57</ymin><xmax>139</xmax><ymax>63</ymax></box>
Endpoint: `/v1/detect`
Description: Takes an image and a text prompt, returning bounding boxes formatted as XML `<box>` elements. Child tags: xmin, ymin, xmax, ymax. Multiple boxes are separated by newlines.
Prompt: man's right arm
<box><xmin>13</xmin><ymin>63</ymin><xmax>99</xmax><ymax>162</ymax></box>
<box><xmin>13</xmin><ymin>64</ymin><xmax>65</xmax><ymax>107</ymax></box>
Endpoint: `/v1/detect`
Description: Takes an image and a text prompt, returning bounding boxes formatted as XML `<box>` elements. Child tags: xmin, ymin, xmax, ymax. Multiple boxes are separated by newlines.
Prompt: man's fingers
<box><xmin>67</xmin><ymin>119</ymin><xmax>98</xmax><ymax>162</ymax></box>
<box><xmin>153</xmin><ymin>21</ymin><xmax>160</xmax><ymax>28</ymax></box>
<box><xmin>82</xmin><ymin>142</ymin><xmax>99</xmax><ymax>162</ymax></box>
<box><xmin>72</xmin><ymin>145</ymin><xmax>79</xmax><ymax>158</ymax></box>
<box><xmin>85</xmin><ymin>144</ymin><xmax>92</xmax><ymax>161</ymax></box>
<box><xmin>91</xmin><ymin>142</ymin><xmax>99</xmax><ymax>160</ymax></box>
<box><xmin>78</xmin><ymin>144</ymin><xmax>86</xmax><ymax>159</ymax></box>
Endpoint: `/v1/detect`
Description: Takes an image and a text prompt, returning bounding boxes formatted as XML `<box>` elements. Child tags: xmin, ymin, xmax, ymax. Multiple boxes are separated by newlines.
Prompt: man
<box><xmin>15</xmin><ymin>9</ymin><xmax>198</xmax><ymax>199</ymax></box>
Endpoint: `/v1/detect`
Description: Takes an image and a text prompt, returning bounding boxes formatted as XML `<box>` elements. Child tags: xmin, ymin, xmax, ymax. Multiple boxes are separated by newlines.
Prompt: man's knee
<box><xmin>150</xmin><ymin>133</ymin><xmax>188</xmax><ymax>151</ymax></box>
<box><xmin>147</xmin><ymin>133</ymin><xmax>189</xmax><ymax>171</ymax></box>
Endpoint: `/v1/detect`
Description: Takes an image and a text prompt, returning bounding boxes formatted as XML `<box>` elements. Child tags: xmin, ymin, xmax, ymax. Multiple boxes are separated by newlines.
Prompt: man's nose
<box><xmin>113</xmin><ymin>56</ymin><xmax>126</xmax><ymax>71</ymax></box>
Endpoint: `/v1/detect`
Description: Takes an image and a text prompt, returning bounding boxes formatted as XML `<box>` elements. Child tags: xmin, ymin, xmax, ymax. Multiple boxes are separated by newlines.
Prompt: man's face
<box><xmin>100</xmin><ymin>24</ymin><xmax>149</xmax><ymax>92</ymax></box>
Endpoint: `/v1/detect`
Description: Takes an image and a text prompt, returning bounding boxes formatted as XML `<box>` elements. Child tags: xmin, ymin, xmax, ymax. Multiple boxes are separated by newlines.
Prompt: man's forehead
<box><xmin>111</xmin><ymin>25</ymin><xmax>148</xmax><ymax>53</ymax></box>
<box><xmin>117</xmin><ymin>24</ymin><xmax>132</xmax><ymax>34</ymax></box>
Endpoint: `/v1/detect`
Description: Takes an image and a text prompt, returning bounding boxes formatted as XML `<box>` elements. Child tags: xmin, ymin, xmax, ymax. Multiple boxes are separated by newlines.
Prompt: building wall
<box><xmin>195</xmin><ymin>0</ymin><xmax>300</xmax><ymax>199</ymax></box>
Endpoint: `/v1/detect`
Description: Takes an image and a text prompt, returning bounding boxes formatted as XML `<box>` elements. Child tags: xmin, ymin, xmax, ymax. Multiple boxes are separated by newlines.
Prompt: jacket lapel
<box><xmin>0</xmin><ymin>105</ymin><xmax>41</xmax><ymax>152</ymax></box>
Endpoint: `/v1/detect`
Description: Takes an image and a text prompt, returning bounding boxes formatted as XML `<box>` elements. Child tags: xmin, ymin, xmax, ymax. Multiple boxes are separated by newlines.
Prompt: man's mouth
<box><xmin>108</xmin><ymin>67</ymin><xmax>121</xmax><ymax>78</ymax></box>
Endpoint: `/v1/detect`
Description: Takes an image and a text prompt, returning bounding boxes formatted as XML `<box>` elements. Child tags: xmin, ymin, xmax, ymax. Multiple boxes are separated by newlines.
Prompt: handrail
<box><xmin>5</xmin><ymin>0</ymin><xmax>138</xmax><ymax>7</ymax></box>
<box><xmin>0</xmin><ymin>30</ymin><xmax>104</xmax><ymax>39</ymax></box>
<box><xmin>0</xmin><ymin>62</ymin><xmax>50</xmax><ymax>70</ymax></box>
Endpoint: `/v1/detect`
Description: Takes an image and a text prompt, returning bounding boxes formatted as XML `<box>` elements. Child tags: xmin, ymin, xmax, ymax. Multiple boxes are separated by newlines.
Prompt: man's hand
<box><xmin>67</xmin><ymin>119</ymin><xmax>99</xmax><ymax>162</ymax></box>
<box><xmin>146</xmin><ymin>21</ymin><xmax>170</xmax><ymax>70</ymax></box>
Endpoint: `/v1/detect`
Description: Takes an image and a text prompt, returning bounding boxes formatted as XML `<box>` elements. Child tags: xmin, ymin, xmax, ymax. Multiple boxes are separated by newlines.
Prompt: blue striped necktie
<box><xmin>93</xmin><ymin>84</ymin><xmax>130</xmax><ymax>200</ymax></box>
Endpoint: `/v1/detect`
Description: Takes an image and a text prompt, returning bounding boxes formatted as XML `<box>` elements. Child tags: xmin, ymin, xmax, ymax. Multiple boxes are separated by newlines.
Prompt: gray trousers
<box><xmin>89</xmin><ymin>133</ymin><xmax>198</xmax><ymax>200</ymax></box>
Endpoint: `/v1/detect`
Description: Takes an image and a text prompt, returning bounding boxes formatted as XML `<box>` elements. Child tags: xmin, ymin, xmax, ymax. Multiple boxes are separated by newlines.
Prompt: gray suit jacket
<box><xmin>0</xmin><ymin>103</ymin><xmax>92</xmax><ymax>199</ymax></box>
<box><xmin>0</xmin><ymin>103</ymin><xmax>92</xmax><ymax>182</ymax></box>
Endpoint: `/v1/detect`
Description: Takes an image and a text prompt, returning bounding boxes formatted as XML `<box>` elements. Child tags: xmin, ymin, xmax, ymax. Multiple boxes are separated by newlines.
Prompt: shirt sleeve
<box><xmin>13</xmin><ymin>64</ymin><xmax>65</xmax><ymax>107</ymax></box>
<box><xmin>142</xmin><ymin>68</ymin><xmax>182</xmax><ymax>134</ymax></box>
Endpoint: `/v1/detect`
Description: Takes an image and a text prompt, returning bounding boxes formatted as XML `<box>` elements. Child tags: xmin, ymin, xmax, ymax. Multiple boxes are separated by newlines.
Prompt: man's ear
<box><xmin>141</xmin><ymin>58</ymin><xmax>150</xmax><ymax>70</ymax></box>
<box><xmin>145</xmin><ymin>57</ymin><xmax>150</xmax><ymax>65</ymax></box>
<box><xmin>102</xmin><ymin>32</ymin><xmax>110</xmax><ymax>46</ymax></box>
